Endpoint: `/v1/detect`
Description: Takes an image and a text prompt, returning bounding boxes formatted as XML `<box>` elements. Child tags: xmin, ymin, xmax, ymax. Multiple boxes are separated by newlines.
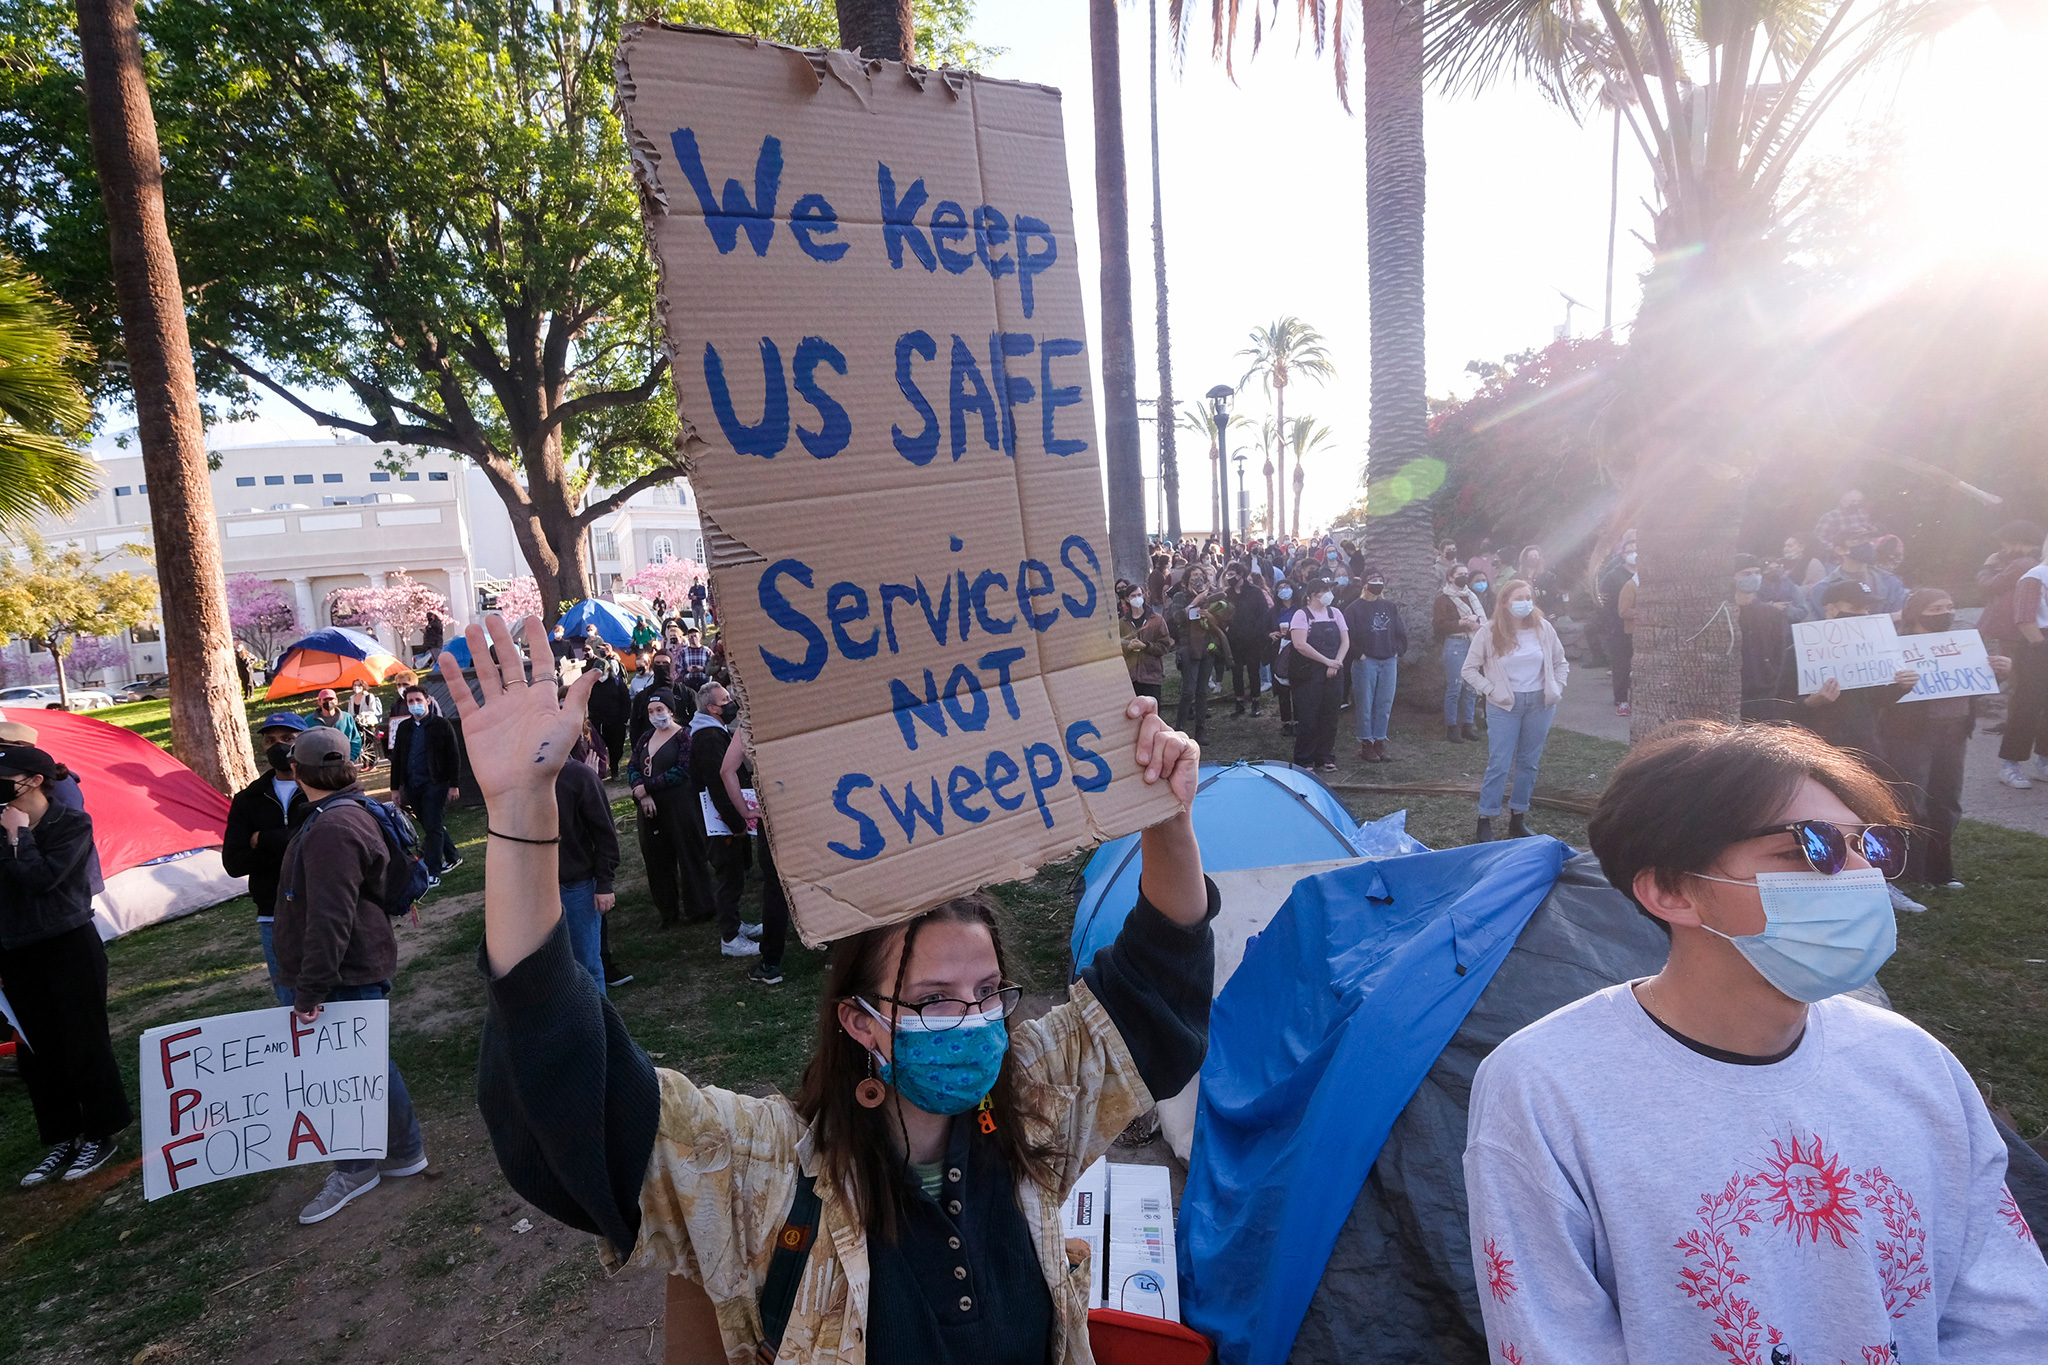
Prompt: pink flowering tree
<box><xmin>225</xmin><ymin>574</ymin><xmax>299</xmax><ymax>658</ymax></box>
<box><xmin>484</xmin><ymin>575</ymin><xmax>545</xmax><ymax>620</ymax></box>
<box><xmin>624</xmin><ymin>558</ymin><xmax>706</xmax><ymax>613</ymax></box>
<box><xmin>327</xmin><ymin>572</ymin><xmax>449</xmax><ymax>648</ymax></box>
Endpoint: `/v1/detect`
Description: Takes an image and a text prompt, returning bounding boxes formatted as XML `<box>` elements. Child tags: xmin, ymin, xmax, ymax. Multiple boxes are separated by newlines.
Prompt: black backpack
<box><xmin>303</xmin><ymin>793</ymin><xmax>434</xmax><ymax>919</ymax></box>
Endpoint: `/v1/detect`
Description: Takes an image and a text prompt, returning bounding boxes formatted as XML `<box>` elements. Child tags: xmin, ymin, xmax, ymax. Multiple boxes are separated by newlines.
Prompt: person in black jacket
<box><xmin>683</xmin><ymin>682</ymin><xmax>763</xmax><ymax>958</ymax></box>
<box><xmin>0</xmin><ymin>743</ymin><xmax>130</xmax><ymax>1187</ymax></box>
<box><xmin>586</xmin><ymin>657</ymin><xmax>632</xmax><ymax>776</ymax></box>
<box><xmin>1778</xmin><ymin>579</ymin><xmax>1920</xmax><ymax>763</ymax></box>
<box><xmin>555</xmin><ymin>758</ymin><xmax>620</xmax><ymax>991</ymax></box>
<box><xmin>0</xmin><ymin>719</ymin><xmax>104</xmax><ymax>896</ymax></box>
<box><xmin>221</xmin><ymin>711</ymin><xmax>314</xmax><ymax>1003</ymax></box>
<box><xmin>392</xmin><ymin>683</ymin><xmax>463</xmax><ymax>878</ymax></box>
<box><xmin>629</xmin><ymin>653</ymin><xmax>691</xmax><ymax>747</ymax></box>
<box><xmin>627</xmin><ymin>690</ymin><xmax>714</xmax><ymax>928</ymax></box>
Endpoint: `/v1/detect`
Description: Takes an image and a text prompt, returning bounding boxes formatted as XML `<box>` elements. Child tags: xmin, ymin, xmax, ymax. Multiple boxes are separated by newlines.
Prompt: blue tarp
<box><xmin>557</xmin><ymin>597</ymin><xmax>643</xmax><ymax>648</ymax></box>
<box><xmin>277</xmin><ymin>626</ymin><xmax>387</xmax><ymax>662</ymax></box>
<box><xmin>1179</xmin><ymin>837</ymin><xmax>1573</xmax><ymax>1365</ymax></box>
<box><xmin>1068</xmin><ymin>762</ymin><xmax>1369</xmax><ymax>975</ymax></box>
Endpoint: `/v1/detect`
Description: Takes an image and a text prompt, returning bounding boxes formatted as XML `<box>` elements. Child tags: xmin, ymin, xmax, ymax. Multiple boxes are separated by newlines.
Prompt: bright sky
<box><xmin>159</xmin><ymin>2</ymin><xmax>2044</xmax><ymax>541</ymax></box>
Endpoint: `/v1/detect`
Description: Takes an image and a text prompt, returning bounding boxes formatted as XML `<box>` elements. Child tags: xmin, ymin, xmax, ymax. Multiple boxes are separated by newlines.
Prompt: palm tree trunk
<box><xmin>76</xmin><ymin>0</ymin><xmax>254</xmax><ymax>793</ymax></box>
<box><xmin>1274</xmin><ymin>379</ymin><xmax>1288</xmax><ymax>543</ymax></box>
<box><xmin>1092</xmin><ymin>0</ymin><xmax>1147</xmax><ymax>582</ymax></box>
<box><xmin>1359</xmin><ymin>0</ymin><xmax>1437</xmax><ymax>654</ymax></box>
<box><xmin>1291</xmin><ymin>463</ymin><xmax>1306</xmax><ymax>539</ymax></box>
<box><xmin>834</xmin><ymin>0</ymin><xmax>913</xmax><ymax>60</ymax></box>
<box><xmin>1148</xmin><ymin>0</ymin><xmax>1180</xmax><ymax>543</ymax></box>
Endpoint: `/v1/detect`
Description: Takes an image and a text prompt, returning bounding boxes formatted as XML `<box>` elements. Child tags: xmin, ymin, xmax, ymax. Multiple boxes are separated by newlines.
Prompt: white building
<box><xmin>8</xmin><ymin>434</ymin><xmax>702</xmax><ymax>686</ymax></box>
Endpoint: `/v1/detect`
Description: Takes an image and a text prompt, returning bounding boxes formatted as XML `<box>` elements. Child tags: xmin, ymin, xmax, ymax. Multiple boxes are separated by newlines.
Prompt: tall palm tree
<box><xmin>1178</xmin><ymin>406</ymin><xmax>1253</xmax><ymax>538</ymax></box>
<box><xmin>1180</xmin><ymin>4</ymin><xmax>1437</xmax><ymax>645</ymax></box>
<box><xmin>1256</xmin><ymin>414</ymin><xmax>1280</xmax><ymax>535</ymax></box>
<box><xmin>1093</xmin><ymin>0</ymin><xmax>1148</xmax><ymax>581</ymax></box>
<box><xmin>1235</xmin><ymin>316</ymin><xmax>1335</xmax><ymax>544</ymax></box>
<box><xmin>75</xmin><ymin>0</ymin><xmax>254</xmax><ymax>793</ymax></box>
<box><xmin>1286</xmin><ymin>416</ymin><xmax>1336</xmax><ymax>538</ymax></box>
<box><xmin>1149</xmin><ymin>0</ymin><xmax>1182</xmax><ymax>541</ymax></box>
<box><xmin>0</xmin><ymin>256</ymin><xmax>97</xmax><ymax>530</ymax></box>
<box><xmin>834</xmin><ymin>1</ymin><xmax>914</xmax><ymax>59</ymax></box>
<box><xmin>1427</xmin><ymin>0</ymin><xmax>1981</xmax><ymax>736</ymax></box>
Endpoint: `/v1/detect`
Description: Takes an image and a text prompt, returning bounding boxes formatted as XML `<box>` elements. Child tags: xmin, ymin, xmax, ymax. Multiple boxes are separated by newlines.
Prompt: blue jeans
<box><xmin>1480</xmin><ymin>690</ymin><xmax>1557</xmax><ymax>817</ymax></box>
<box><xmin>322</xmin><ymin>981</ymin><xmax>424</xmax><ymax>1173</ymax></box>
<box><xmin>1351</xmin><ymin>655</ymin><xmax>1399</xmax><ymax>742</ymax></box>
<box><xmin>258</xmin><ymin>919</ymin><xmax>293</xmax><ymax>1006</ymax></box>
<box><xmin>559</xmin><ymin>879</ymin><xmax>606</xmax><ymax>995</ymax></box>
<box><xmin>1442</xmin><ymin>636</ymin><xmax>1478</xmax><ymax>726</ymax></box>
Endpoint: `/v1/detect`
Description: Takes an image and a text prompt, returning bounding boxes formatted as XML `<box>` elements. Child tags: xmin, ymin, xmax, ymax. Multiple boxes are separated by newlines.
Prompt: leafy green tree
<box><xmin>0</xmin><ymin>0</ymin><xmax>988</xmax><ymax>616</ymax></box>
<box><xmin>0</xmin><ymin>533</ymin><xmax>159</xmax><ymax>706</ymax></box>
<box><xmin>0</xmin><ymin>253</ymin><xmax>96</xmax><ymax>529</ymax></box>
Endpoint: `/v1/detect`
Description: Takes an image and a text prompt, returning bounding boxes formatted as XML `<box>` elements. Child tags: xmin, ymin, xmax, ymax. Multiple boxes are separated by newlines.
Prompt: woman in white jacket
<box><xmin>1460</xmin><ymin>579</ymin><xmax>1569</xmax><ymax>842</ymax></box>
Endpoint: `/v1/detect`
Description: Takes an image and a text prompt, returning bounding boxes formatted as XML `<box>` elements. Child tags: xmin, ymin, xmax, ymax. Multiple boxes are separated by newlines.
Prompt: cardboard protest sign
<box><xmin>1792</xmin><ymin>613</ymin><xmax>1904</xmax><ymax>694</ymax></box>
<box><xmin>616</xmin><ymin>27</ymin><xmax>1178</xmax><ymax>941</ymax></box>
<box><xmin>1898</xmin><ymin>628</ymin><xmax>1999</xmax><ymax>702</ymax></box>
<box><xmin>141</xmin><ymin>1001</ymin><xmax>388</xmax><ymax>1200</ymax></box>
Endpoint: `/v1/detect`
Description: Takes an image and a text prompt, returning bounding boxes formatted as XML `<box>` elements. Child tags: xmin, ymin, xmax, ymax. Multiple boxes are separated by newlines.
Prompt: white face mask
<box><xmin>1319</xmin><ymin>592</ymin><xmax>1335</xmax><ymax>607</ymax></box>
<box><xmin>649</xmin><ymin>712</ymin><xmax>673</xmax><ymax>729</ymax></box>
<box><xmin>1128</xmin><ymin>595</ymin><xmax>1144</xmax><ymax>612</ymax></box>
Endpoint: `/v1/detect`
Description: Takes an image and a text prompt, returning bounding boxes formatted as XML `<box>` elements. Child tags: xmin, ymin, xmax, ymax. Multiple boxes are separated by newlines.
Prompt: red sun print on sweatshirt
<box><xmin>1675</xmin><ymin>1131</ymin><xmax>1922</xmax><ymax>1365</ymax></box>
<box><xmin>1484</xmin><ymin>1237</ymin><xmax>1519</xmax><ymax>1303</ymax></box>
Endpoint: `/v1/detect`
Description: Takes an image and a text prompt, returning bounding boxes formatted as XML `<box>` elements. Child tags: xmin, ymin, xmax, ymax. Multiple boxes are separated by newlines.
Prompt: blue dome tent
<box><xmin>557</xmin><ymin>597</ymin><xmax>645</xmax><ymax>648</ymax></box>
<box><xmin>1069</xmin><ymin>761</ymin><xmax>1404</xmax><ymax>976</ymax></box>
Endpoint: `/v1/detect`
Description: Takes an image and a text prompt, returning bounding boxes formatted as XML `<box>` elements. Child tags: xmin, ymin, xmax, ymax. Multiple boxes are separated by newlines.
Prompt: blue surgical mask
<box><xmin>1689</xmin><ymin>868</ymin><xmax>1896</xmax><ymax>1003</ymax></box>
<box><xmin>1278</xmin><ymin>587</ymin><xmax>1293</xmax><ymax>600</ymax></box>
<box><xmin>861</xmin><ymin>999</ymin><xmax>1009</xmax><ymax>1116</ymax></box>
<box><xmin>408</xmin><ymin>702</ymin><xmax>427</xmax><ymax>717</ymax></box>
<box><xmin>1509</xmin><ymin>599</ymin><xmax>1535</xmax><ymax>619</ymax></box>
<box><xmin>1735</xmin><ymin>574</ymin><xmax>1764</xmax><ymax>594</ymax></box>
<box><xmin>1473</xmin><ymin>579</ymin><xmax>1489</xmax><ymax>593</ymax></box>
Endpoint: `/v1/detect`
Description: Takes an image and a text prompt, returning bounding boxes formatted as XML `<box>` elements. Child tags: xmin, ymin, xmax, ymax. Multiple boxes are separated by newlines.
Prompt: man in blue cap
<box><xmin>221</xmin><ymin>711</ymin><xmax>313</xmax><ymax>1002</ymax></box>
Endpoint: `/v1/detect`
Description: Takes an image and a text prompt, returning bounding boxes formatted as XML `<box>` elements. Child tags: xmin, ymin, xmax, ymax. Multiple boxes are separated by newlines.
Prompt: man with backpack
<box><xmin>391</xmin><ymin>683</ymin><xmax>462</xmax><ymax>881</ymax></box>
<box><xmin>275</xmin><ymin>726</ymin><xmax>428</xmax><ymax>1225</ymax></box>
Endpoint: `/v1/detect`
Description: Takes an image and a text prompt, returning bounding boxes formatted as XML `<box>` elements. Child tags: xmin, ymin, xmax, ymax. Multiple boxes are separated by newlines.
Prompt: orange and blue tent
<box><xmin>265</xmin><ymin>626</ymin><xmax>405</xmax><ymax>700</ymax></box>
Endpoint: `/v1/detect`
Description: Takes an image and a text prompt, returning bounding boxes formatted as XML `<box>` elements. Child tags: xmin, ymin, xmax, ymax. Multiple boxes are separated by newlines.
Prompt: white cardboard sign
<box><xmin>1793</xmin><ymin>613</ymin><xmax>1903</xmax><ymax>695</ymax></box>
<box><xmin>141</xmin><ymin>1001</ymin><xmax>389</xmax><ymax>1200</ymax></box>
<box><xmin>1060</xmin><ymin>1157</ymin><xmax>1180</xmax><ymax>1319</ymax></box>
<box><xmin>1897</xmin><ymin>628</ymin><xmax>1999</xmax><ymax>702</ymax></box>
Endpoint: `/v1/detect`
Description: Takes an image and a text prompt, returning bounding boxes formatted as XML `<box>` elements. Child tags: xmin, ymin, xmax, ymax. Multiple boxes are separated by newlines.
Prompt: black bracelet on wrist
<box><xmin>487</xmin><ymin>828</ymin><xmax>560</xmax><ymax>845</ymax></box>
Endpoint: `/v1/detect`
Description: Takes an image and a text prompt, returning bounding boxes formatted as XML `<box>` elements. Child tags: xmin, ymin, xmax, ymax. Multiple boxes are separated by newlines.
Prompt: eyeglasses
<box><xmin>1742</xmin><ymin>820</ymin><xmax>1909</xmax><ymax>880</ymax></box>
<box><xmin>871</xmin><ymin>985</ymin><xmax>1024</xmax><ymax>1031</ymax></box>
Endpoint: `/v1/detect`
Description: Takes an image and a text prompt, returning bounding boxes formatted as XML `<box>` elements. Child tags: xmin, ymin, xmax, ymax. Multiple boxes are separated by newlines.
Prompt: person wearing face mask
<box><xmin>1433</xmin><ymin>567</ymin><xmax>1486</xmax><ymax>742</ymax></box>
<box><xmin>347</xmin><ymin>680</ymin><xmax>384</xmax><ymax>770</ymax></box>
<box><xmin>586</xmin><ymin>652</ymin><xmax>633</xmax><ymax>776</ymax></box>
<box><xmin>1596</xmin><ymin>530</ymin><xmax>1637</xmax><ymax>697</ymax></box>
<box><xmin>630</xmin><ymin>652</ymin><xmax>691</xmax><ymax>745</ymax></box>
<box><xmin>628</xmin><ymin>689</ymin><xmax>716</xmax><ymax>930</ymax></box>
<box><xmin>453</xmin><ymin>614</ymin><xmax>1215</xmax><ymax>1365</ymax></box>
<box><xmin>1227</xmin><ymin>569</ymin><xmax>1274</xmax><ymax>717</ymax></box>
<box><xmin>1468</xmin><ymin>721</ymin><xmax>2048</xmax><ymax>1361</ymax></box>
<box><xmin>1288</xmin><ymin>578</ymin><xmax>1349</xmax><ymax>772</ymax></box>
<box><xmin>1118</xmin><ymin>584</ymin><xmax>1172</xmax><ymax>700</ymax></box>
<box><xmin>685</xmin><ymin>683</ymin><xmax>765</xmax><ymax>957</ymax></box>
<box><xmin>309</xmin><ymin>687</ymin><xmax>364</xmax><ymax>763</ymax></box>
<box><xmin>1461</xmin><ymin>580</ymin><xmax>1569</xmax><ymax>841</ymax></box>
<box><xmin>1879</xmin><ymin>588</ymin><xmax>2012</xmax><ymax>889</ymax></box>
<box><xmin>391</xmin><ymin>684</ymin><xmax>463</xmax><ymax>881</ymax></box>
<box><xmin>1776</xmin><ymin>580</ymin><xmax>1920</xmax><ymax>763</ymax></box>
<box><xmin>1343</xmin><ymin>570</ymin><xmax>1407</xmax><ymax>762</ymax></box>
<box><xmin>1270</xmin><ymin>579</ymin><xmax>1301</xmax><ymax>735</ymax></box>
<box><xmin>1733</xmin><ymin>559</ymin><xmax>1796</xmax><ymax>723</ymax></box>
<box><xmin>1614</xmin><ymin>557</ymin><xmax>1638</xmax><ymax>716</ymax></box>
<box><xmin>0</xmin><ymin>742</ymin><xmax>131</xmax><ymax>1188</ymax></box>
<box><xmin>222</xmin><ymin>711</ymin><xmax>316</xmax><ymax>1003</ymax></box>
<box><xmin>1169</xmin><ymin>569</ymin><xmax>1231</xmax><ymax>742</ymax></box>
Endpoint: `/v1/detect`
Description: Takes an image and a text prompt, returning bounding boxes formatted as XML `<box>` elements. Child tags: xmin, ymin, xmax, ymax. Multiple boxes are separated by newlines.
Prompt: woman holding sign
<box><xmin>456</xmin><ymin>614</ymin><xmax>1215</xmax><ymax>1364</ymax></box>
<box><xmin>1880</xmin><ymin>588</ymin><xmax>2012</xmax><ymax>889</ymax></box>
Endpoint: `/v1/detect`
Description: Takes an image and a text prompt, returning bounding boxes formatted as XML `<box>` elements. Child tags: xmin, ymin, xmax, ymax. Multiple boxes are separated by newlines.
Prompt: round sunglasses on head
<box><xmin>1745</xmin><ymin>820</ymin><xmax>1909</xmax><ymax>880</ymax></box>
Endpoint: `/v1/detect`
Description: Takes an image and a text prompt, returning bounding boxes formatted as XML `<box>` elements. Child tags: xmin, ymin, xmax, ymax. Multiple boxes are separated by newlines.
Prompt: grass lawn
<box><xmin>1</xmin><ymin>674</ymin><xmax>2041</xmax><ymax>1361</ymax></box>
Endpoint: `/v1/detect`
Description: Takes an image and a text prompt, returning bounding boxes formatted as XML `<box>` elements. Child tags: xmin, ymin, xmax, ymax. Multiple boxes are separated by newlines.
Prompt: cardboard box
<box><xmin>615</xmin><ymin>27</ymin><xmax>1179</xmax><ymax>943</ymax></box>
<box><xmin>1061</xmin><ymin>1157</ymin><xmax>1180</xmax><ymax>1321</ymax></box>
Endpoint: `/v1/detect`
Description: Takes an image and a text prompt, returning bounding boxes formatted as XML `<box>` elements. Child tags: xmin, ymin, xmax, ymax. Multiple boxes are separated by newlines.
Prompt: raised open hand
<box><xmin>437</xmin><ymin>614</ymin><xmax>598</xmax><ymax>813</ymax></box>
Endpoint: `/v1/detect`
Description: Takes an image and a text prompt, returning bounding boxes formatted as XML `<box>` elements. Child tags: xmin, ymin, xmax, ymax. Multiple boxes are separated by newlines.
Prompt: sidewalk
<box><xmin>1552</xmin><ymin>665</ymin><xmax>2048</xmax><ymax>839</ymax></box>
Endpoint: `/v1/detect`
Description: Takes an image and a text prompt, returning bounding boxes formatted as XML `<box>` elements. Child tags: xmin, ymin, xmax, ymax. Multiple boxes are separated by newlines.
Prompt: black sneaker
<box><xmin>63</xmin><ymin>1137</ymin><xmax>117</xmax><ymax>1182</ymax></box>
<box><xmin>442</xmin><ymin>854</ymin><xmax>465</xmax><ymax>873</ymax></box>
<box><xmin>606</xmin><ymin>970</ymin><xmax>635</xmax><ymax>987</ymax></box>
<box><xmin>747</xmin><ymin>961</ymin><xmax>784</xmax><ymax>986</ymax></box>
<box><xmin>20</xmin><ymin>1140</ymin><xmax>76</xmax><ymax>1188</ymax></box>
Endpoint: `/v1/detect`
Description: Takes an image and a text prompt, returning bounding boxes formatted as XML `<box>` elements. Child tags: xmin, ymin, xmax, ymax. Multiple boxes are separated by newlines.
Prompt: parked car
<box><xmin>120</xmin><ymin>673</ymin><xmax>173</xmax><ymax>701</ymax></box>
<box><xmin>0</xmin><ymin>684</ymin><xmax>117</xmax><ymax>711</ymax></box>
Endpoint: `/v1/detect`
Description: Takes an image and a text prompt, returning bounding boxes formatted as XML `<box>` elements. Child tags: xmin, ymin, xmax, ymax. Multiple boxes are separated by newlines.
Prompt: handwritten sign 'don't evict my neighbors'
<box><xmin>1793</xmin><ymin>613</ymin><xmax>1904</xmax><ymax>695</ymax></box>
<box><xmin>141</xmin><ymin>1002</ymin><xmax>388</xmax><ymax>1200</ymax></box>
<box><xmin>1898</xmin><ymin>628</ymin><xmax>1999</xmax><ymax>702</ymax></box>
<box><xmin>616</xmin><ymin>27</ymin><xmax>1178</xmax><ymax>942</ymax></box>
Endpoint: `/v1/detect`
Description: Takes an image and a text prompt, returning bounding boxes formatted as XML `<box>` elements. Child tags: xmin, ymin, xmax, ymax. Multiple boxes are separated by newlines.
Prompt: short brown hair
<box><xmin>293</xmin><ymin>756</ymin><xmax>359</xmax><ymax>792</ymax></box>
<box><xmin>1589</xmin><ymin>721</ymin><xmax>1903</xmax><ymax>915</ymax></box>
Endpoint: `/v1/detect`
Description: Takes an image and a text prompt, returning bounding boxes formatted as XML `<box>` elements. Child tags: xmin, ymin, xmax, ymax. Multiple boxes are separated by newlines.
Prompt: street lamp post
<box><xmin>1233</xmin><ymin>448</ymin><xmax>1249</xmax><ymax>538</ymax></box>
<box><xmin>1205</xmin><ymin>384</ymin><xmax>1234</xmax><ymax>556</ymax></box>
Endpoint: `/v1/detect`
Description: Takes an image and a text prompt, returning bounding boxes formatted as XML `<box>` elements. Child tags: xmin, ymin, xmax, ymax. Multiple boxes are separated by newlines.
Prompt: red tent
<box><xmin>0</xmin><ymin>706</ymin><xmax>241</xmax><ymax>937</ymax></box>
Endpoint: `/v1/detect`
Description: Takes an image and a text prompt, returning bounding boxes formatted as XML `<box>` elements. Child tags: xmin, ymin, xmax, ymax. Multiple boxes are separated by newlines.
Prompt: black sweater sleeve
<box><xmin>1078</xmin><ymin>876</ymin><xmax>1220</xmax><ymax>1102</ymax></box>
<box><xmin>476</xmin><ymin>920</ymin><xmax>661</xmax><ymax>1260</ymax></box>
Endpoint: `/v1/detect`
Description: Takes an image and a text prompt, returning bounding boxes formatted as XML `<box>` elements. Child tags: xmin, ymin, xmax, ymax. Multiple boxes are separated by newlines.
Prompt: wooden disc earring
<box><xmin>855</xmin><ymin>1054</ymin><xmax>887</xmax><ymax>1109</ymax></box>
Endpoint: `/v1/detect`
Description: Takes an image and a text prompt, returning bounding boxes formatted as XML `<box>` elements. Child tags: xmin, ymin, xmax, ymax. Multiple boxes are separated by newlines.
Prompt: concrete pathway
<box><xmin>1552</xmin><ymin>663</ymin><xmax>2048</xmax><ymax>839</ymax></box>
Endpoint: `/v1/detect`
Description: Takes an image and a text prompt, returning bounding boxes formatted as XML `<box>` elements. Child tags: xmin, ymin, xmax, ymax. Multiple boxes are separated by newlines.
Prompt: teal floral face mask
<box><xmin>860</xmin><ymin>998</ymin><xmax>1010</xmax><ymax>1116</ymax></box>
